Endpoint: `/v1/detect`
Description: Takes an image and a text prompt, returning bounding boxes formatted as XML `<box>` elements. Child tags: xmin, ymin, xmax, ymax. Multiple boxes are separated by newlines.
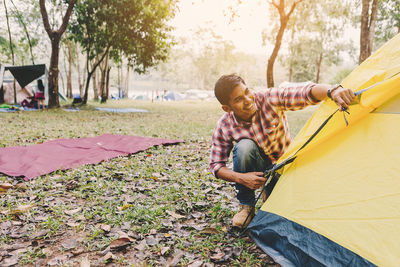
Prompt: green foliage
<box><xmin>330</xmin><ymin>67</ymin><xmax>354</xmax><ymax>84</ymax></box>
<box><xmin>375</xmin><ymin>0</ymin><xmax>400</xmax><ymax>49</ymax></box>
<box><xmin>69</xmin><ymin>0</ymin><xmax>177</xmax><ymax>74</ymax></box>
<box><xmin>280</xmin><ymin>0</ymin><xmax>354</xmax><ymax>83</ymax></box>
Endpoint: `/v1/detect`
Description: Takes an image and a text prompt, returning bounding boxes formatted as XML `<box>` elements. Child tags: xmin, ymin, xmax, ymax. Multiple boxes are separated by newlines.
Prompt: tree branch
<box><xmin>287</xmin><ymin>0</ymin><xmax>304</xmax><ymax>18</ymax></box>
<box><xmin>90</xmin><ymin>44</ymin><xmax>112</xmax><ymax>76</ymax></box>
<box><xmin>58</xmin><ymin>0</ymin><xmax>77</xmax><ymax>35</ymax></box>
<box><xmin>39</xmin><ymin>0</ymin><xmax>52</xmax><ymax>36</ymax></box>
<box><xmin>269</xmin><ymin>0</ymin><xmax>279</xmax><ymax>9</ymax></box>
<box><xmin>368</xmin><ymin>0</ymin><xmax>379</xmax><ymax>30</ymax></box>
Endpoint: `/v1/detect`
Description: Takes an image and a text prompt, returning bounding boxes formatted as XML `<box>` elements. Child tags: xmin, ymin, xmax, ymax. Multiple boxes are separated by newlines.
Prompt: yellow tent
<box><xmin>248</xmin><ymin>33</ymin><xmax>400</xmax><ymax>267</ymax></box>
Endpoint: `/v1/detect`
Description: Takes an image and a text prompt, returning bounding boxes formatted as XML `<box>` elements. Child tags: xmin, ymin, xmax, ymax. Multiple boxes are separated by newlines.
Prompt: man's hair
<box><xmin>214</xmin><ymin>74</ymin><xmax>246</xmax><ymax>105</ymax></box>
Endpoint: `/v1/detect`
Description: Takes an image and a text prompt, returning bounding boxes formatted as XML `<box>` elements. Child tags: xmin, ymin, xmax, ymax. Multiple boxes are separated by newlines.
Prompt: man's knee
<box><xmin>233</xmin><ymin>139</ymin><xmax>259</xmax><ymax>167</ymax></box>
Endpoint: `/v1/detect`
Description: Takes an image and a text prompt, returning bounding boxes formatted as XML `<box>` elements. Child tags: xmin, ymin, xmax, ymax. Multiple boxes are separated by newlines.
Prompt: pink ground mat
<box><xmin>0</xmin><ymin>134</ymin><xmax>183</xmax><ymax>180</ymax></box>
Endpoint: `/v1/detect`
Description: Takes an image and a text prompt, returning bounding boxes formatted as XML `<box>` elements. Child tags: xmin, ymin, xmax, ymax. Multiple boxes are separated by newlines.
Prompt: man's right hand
<box><xmin>237</xmin><ymin>172</ymin><xmax>267</xmax><ymax>190</ymax></box>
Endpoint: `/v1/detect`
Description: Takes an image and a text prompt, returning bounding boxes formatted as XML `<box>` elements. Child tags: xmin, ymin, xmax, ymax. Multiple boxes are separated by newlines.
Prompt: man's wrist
<box><xmin>327</xmin><ymin>84</ymin><xmax>342</xmax><ymax>99</ymax></box>
<box><xmin>234</xmin><ymin>172</ymin><xmax>244</xmax><ymax>184</ymax></box>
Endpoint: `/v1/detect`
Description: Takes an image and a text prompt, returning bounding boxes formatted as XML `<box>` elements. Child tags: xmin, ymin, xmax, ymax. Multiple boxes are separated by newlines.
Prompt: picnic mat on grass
<box><xmin>0</xmin><ymin>134</ymin><xmax>183</xmax><ymax>180</ymax></box>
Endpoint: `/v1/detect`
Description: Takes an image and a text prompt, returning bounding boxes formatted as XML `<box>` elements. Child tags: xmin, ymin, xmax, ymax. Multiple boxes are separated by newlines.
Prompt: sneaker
<box><xmin>232</xmin><ymin>204</ymin><xmax>255</xmax><ymax>228</ymax></box>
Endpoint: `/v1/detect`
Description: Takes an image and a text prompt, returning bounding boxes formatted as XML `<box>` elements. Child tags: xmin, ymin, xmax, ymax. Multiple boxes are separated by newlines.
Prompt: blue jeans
<box><xmin>233</xmin><ymin>139</ymin><xmax>272</xmax><ymax>206</ymax></box>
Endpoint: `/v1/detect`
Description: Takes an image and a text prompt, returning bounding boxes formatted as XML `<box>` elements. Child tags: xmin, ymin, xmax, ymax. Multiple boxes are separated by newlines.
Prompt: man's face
<box><xmin>222</xmin><ymin>83</ymin><xmax>257</xmax><ymax>122</ymax></box>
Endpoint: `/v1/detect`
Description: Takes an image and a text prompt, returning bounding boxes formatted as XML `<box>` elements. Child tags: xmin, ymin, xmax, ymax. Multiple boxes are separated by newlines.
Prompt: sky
<box><xmin>170</xmin><ymin>0</ymin><xmax>272</xmax><ymax>54</ymax></box>
<box><xmin>170</xmin><ymin>0</ymin><xmax>360</xmax><ymax>58</ymax></box>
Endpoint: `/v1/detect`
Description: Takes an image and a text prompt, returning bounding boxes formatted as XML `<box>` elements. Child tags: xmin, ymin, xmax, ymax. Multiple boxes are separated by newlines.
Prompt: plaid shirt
<box><xmin>209</xmin><ymin>83</ymin><xmax>320</xmax><ymax>176</ymax></box>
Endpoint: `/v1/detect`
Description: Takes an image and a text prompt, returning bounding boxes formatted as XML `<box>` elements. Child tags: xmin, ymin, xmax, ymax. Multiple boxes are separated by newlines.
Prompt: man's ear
<box><xmin>221</xmin><ymin>104</ymin><xmax>231</xmax><ymax>113</ymax></box>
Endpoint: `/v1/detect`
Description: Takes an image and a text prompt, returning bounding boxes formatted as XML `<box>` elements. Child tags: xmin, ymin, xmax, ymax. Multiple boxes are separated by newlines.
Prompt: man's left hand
<box><xmin>331</xmin><ymin>87</ymin><xmax>355</xmax><ymax>110</ymax></box>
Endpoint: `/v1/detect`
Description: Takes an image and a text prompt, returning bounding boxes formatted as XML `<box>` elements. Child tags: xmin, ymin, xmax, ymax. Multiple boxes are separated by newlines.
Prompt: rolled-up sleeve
<box><xmin>209</xmin><ymin>125</ymin><xmax>233</xmax><ymax>177</ymax></box>
<box><xmin>265</xmin><ymin>83</ymin><xmax>320</xmax><ymax>111</ymax></box>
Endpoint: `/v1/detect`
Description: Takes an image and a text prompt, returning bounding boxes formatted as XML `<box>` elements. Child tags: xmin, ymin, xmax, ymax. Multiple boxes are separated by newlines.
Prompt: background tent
<box><xmin>0</xmin><ymin>64</ymin><xmax>61</xmax><ymax>105</ymax></box>
<box><xmin>1</xmin><ymin>82</ymin><xmax>34</xmax><ymax>104</ymax></box>
<box><xmin>248</xmin><ymin>33</ymin><xmax>400</xmax><ymax>267</ymax></box>
<box><xmin>164</xmin><ymin>91</ymin><xmax>184</xmax><ymax>101</ymax></box>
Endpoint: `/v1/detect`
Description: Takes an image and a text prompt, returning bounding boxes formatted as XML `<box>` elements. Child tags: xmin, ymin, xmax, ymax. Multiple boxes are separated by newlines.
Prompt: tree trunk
<box><xmin>66</xmin><ymin>41</ymin><xmax>73</xmax><ymax>98</ymax></box>
<box><xmin>359</xmin><ymin>0</ymin><xmax>379</xmax><ymax>64</ymax></box>
<box><xmin>100</xmin><ymin>53</ymin><xmax>109</xmax><ymax>103</ymax></box>
<box><xmin>48</xmin><ymin>39</ymin><xmax>61</xmax><ymax>107</ymax></box>
<box><xmin>125</xmin><ymin>64</ymin><xmax>130</xmax><ymax>98</ymax></box>
<box><xmin>76</xmin><ymin>49</ymin><xmax>83</xmax><ymax>96</ymax></box>
<box><xmin>4</xmin><ymin>0</ymin><xmax>16</xmax><ymax>104</ymax></box>
<box><xmin>39</xmin><ymin>0</ymin><xmax>76</xmax><ymax>108</ymax></box>
<box><xmin>105</xmin><ymin>66</ymin><xmax>111</xmax><ymax>101</ymax></box>
<box><xmin>82</xmin><ymin>70</ymin><xmax>93</xmax><ymax>105</ymax></box>
<box><xmin>82</xmin><ymin>52</ymin><xmax>92</xmax><ymax>105</ymax></box>
<box><xmin>100</xmin><ymin>64</ymin><xmax>107</xmax><ymax>103</ymax></box>
<box><xmin>267</xmin><ymin>18</ymin><xmax>288</xmax><ymax>87</ymax></box>
<box><xmin>80</xmin><ymin>59</ymin><xmax>87</xmax><ymax>97</ymax></box>
<box><xmin>117</xmin><ymin>64</ymin><xmax>122</xmax><ymax>98</ymax></box>
<box><xmin>92</xmin><ymin>68</ymin><xmax>99</xmax><ymax>100</ymax></box>
<box><xmin>60</xmin><ymin>52</ymin><xmax>67</xmax><ymax>95</ymax></box>
<box><xmin>315</xmin><ymin>52</ymin><xmax>323</xmax><ymax>83</ymax></box>
<box><xmin>267</xmin><ymin>0</ymin><xmax>303</xmax><ymax>87</ymax></box>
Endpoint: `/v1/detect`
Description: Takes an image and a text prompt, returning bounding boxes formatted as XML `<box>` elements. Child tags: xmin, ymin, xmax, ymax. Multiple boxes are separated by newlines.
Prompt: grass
<box><xmin>0</xmin><ymin>99</ymin><xmax>315</xmax><ymax>266</ymax></box>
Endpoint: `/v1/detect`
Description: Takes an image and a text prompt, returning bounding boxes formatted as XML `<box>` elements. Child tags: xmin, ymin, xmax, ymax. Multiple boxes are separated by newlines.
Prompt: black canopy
<box><xmin>5</xmin><ymin>64</ymin><xmax>46</xmax><ymax>88</ymax></box>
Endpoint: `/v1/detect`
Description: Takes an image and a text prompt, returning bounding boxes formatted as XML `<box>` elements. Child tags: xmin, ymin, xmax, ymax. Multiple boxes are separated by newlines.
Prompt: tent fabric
<box><xmin>249</xmin><ymin>211</ymin><xmax>376</xmax><ymax>267</ymax></box>
<box><xmin>5</xmin><ymin>64</ymin><xmax>46</xmax><ymax>88</ymax></box>
<box><xmin>249</xmin><ymin>33</ymin><xmax>400</xmax><ymax>267</ymax></box>
<box><xmin>0</xmin><ymin>134</ymin><xmax>183</xmax><ymax>181</ymax></box>
<box><xmin>2</xmin><ymin>83</ymin><xmax>34</xmax><ymax>104</ymax></box>
<box><xmin>164</xmin><ymin>92</ymin><xmax>184</xmax><ymax>101</ymax></box>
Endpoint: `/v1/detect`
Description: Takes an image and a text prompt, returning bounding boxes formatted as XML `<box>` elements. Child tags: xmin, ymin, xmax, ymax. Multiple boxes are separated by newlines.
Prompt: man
<box><xmin>209</xmin><ymin>74</ymin><xmax>355</xmax><ymax>227</ymax></box>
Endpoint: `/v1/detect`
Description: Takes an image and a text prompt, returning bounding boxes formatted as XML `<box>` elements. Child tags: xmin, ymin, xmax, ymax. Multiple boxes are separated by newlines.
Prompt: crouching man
<box><xmin>209</xmin><ymin>74</ymin><xmax>355</xmax><ymax>227</ymax></box>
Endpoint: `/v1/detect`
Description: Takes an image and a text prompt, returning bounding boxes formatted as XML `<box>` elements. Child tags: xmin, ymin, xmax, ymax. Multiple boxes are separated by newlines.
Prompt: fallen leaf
<box><xmin>15</xmin><ymin>183</ymin><xmax>27</xmax><ymax>191</ymax></box>
<box><xmin>66</xmin><ymin>222</ymin><xmax>80</xmax><ymax>227</ymax></box>
<box><xmin>1</xmin><ymin>204</ymin><xmax>35</xmax><ymax>216</ymax></box>
<box><xmin>72</xmin><ymin>247</ymin><xmax>85</xmax><ymax>256</ymax></box>
<box><xmin>102</xmin><ymin>252</ymin><xmax>115</xmax><ymax>263</ymax></box>
<box><xmin>166</xmin><ymin>210</ymin><xmax>185</xmax><ymax>219</ymax></box>
<box><xmin>165</xmin><ymin>249</ymin><xmax>184</xmax><ymax>267</ymax></box>
<box><xmin>0</xmin><ymin>183</ymin><xmax>13</xmax><ymax>192</ymax></box>
<box><xmin>31</xmin><ymin>229</ymin><xmax>50</xmax><ymax>239</ymax></box>
<box><xmin>146</xmin><ymin>237</ymin><xmax>158</xmax><ymax>246</ymax></box>
<box><xmin>97</xmin><ymin>224</ymin><xmax>111</xmax><ymax>232</ymax></box>
<box><xmin>120</xmin><ymin>204</ymin><xmax>133</xmax><ymax>211</ymax></box>
<box><xmin>134</xmin><ymin>239</ymin><xmax>146</xmax><ymax>251</ymax></box>
<box><xmin>8</xmin><ymin>248</ymin><xmax>27</xmax><ymax>261</ymax></box>
<box><xmin>65</xmin><ymin>207</ymin><xmax>82</xmax><ymax>216</ymax></box>
<box><xmin>61</xmin><ymin>238</ymin><xmax>77</xmax><ymax>250</ymax></box>
<box><xmin>80</xmin><ymin>256</ymin><xmax>90</xmax><ymax>267</ymax></box>
<box><xmin>187</xmin><ymin>260</ymin><xmax>204</xmax><ymax>267</ymax></box>
<box><xmin>109</xmin><ymin>237</ymin><xmax>131</xmax><ymax>251</ymax></box>
<box><xmin>0</xmin><ymin>256</ymin><xmax>18</xmax><ymax>267</ymax></box>
<box><xmin>47</xmin><ymin>255</ymin><xmax>68</xmax><ymax>266</ymax></box>
<box><xmin>160</xmin><ymin>246</ymin><xmax>170</xmax><ymax>255</ymax></box>
<box><xmin>210</xmin><ymin>251</ymin><xmax>225</xmax><ymax>261</ymax></box>
<box><xmin>199</xmin><ymin>227</ymin><xmax>219</xmax><ymax>235</ymax></box>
